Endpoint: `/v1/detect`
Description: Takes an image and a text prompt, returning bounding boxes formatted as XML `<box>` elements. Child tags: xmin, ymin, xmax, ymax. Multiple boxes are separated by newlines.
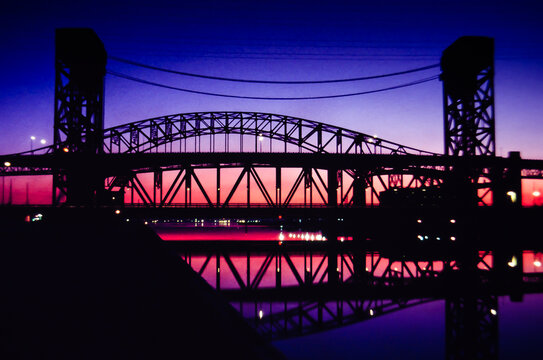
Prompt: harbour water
<box><xmin>151</xmin><ymin>220</ymin><xmax>543</xmax><ymax>359</ymax></box>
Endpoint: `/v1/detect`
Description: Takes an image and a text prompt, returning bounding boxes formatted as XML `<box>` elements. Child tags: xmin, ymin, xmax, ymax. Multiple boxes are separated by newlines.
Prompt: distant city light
<box><xmin>4</xmin><ymin>161</ymin><xmax>11</xmax><ymax>167</ymax></box>
<box><xmin>534</xmin><ymin>260</ymin><xmax>542</xmax><ymax>267</ymax></box>
<box><xmin>508</xmin><ymin>256</ymin><xmax>518</xmax><ymax>268</ymax></box>
<box><xmin>533</xmin><ymin>191</ymin><xmax>541</xmax><ymax>197</ymax></box>
<box><xmin>450</xmin><ymin>236</ymin><xmax>456</xmax><ymax>241</ymax></box>
<box><xmin>506</xmin><ymin>191</ymin><xmax>517</xmax><ymax>203</ymax></box>
<box><xmin>63</xmin><ymin>147</ymin><xmax>69</xmax><ymax>152</ymax></box>
<box><xmin>369</xmin><ymin>309</ymin><xmax>374</xmax><ymax>316</ymax></box>
<box><xmin>115</xmin><ymin>209</ymin><xmax>121</xmax><ymax>214</ymax></box>
<box><xmin>417</xmin><ymin>219</ymin><xmax>422</xmax><ymax>223</ymax></box>
<box><xmin>450</xmin><ymin>219</ymin><xmax>456</xmax><ymax>223</ymax></box>
<box><xmin>490</xmin><ymin>309</ymin><xmax>497</xmax><ymax>316</ymax></box>
<box><xmin>258</xmin><ymin>310</ymin><xmax>263</xmax><ymax>319</ymax></box>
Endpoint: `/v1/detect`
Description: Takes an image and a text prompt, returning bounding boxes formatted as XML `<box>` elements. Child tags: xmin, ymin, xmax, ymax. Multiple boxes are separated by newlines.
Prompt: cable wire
<box><xmin>106</xmin><ymin>70</ymin><xmax>439</xmax><ymax>100</ymax></box>
<box><xmin>108</xmin><ymin>56</ymin><xmax>439</xmax><ymax>84</ymax></box>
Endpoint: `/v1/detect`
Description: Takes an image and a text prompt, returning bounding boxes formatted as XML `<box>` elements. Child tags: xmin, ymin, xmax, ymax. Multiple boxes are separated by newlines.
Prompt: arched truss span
<box><xmin>103</xmin><ymin>112</ymin><xmax>437</xmax><ymax>156</ymax></box>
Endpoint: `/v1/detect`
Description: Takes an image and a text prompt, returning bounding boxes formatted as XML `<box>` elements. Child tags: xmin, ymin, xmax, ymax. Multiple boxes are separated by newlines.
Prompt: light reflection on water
<box><xmin>151</xmin><ymin>222</ymin><xmax>324</xmax><ymax>241</ymax></box>
<box><xmin>150</xmin><ymin>222</ymin><xmax>543</xmax><ymax>359</ymax></box>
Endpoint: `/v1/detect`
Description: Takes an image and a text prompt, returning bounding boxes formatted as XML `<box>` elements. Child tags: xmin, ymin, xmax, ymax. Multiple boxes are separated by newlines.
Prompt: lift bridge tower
<box><xmin>53</xmin><ymin>28</ymin><xmax>107</xmax><ymax>205</ymax></box>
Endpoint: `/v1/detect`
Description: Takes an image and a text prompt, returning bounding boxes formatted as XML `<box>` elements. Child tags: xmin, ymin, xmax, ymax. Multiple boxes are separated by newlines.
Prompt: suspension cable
<box><xmin>108</xmin><ymin>56</ymin><xmax>439</xmax><ymax>84</ymax></box>
<box><xmin>106</xmin><ymin>70</ymin><xmax>439</xmax><ymax>100</ymax></box>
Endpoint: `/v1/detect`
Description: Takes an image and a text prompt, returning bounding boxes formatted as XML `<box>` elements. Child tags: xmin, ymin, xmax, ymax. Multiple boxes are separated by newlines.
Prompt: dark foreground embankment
<box><xmin>0</xmin><ymin>209</ymin><xmax>284</xmax><ymax>359</ymax></box>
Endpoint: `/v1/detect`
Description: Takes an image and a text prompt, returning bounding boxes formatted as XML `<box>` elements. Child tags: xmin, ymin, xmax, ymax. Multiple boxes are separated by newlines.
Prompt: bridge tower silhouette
<box><xmin>53</xmin><ymin>28</ymin><xmax>107</xmax><ymax>206</ymax></box>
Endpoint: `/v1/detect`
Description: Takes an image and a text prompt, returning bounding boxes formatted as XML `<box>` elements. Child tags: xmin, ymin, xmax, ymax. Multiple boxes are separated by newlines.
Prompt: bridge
<box><xmin>2</xmin><ymin>29</ymin><xmax>543</xmax><ymax>359</ymax></box>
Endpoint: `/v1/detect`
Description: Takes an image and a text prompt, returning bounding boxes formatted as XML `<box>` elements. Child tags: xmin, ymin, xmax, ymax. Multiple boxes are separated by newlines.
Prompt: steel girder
<box><xmin>102</xmin><ymin>112</ymin><xmax>437</xmax><ymax>156</ymax></box>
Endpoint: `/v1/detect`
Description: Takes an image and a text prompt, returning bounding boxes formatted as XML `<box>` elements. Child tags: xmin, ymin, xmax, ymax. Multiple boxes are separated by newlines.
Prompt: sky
<box><xmin>1</xmin><ymin>0</ymin><xmax>543</xmax><ymax>159</ymax></box>
<box><xmin>1</xmin><ymin>0</ymin><xmax>543</xmax><ymax>204</ymax></box>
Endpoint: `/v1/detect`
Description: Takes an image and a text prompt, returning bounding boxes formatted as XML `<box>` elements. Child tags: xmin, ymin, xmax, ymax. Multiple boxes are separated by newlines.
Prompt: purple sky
<box><xmin>1</xmin><ymin>0</ymin><xmax>543</xmax><ymax>159</ymax></box>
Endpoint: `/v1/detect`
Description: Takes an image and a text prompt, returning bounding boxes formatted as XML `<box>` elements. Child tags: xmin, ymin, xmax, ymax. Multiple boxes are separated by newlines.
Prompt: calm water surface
<box><xmin>152</xmin><ymin>221</ymin><xmax>543</xmax><ymax>359</ymax></box>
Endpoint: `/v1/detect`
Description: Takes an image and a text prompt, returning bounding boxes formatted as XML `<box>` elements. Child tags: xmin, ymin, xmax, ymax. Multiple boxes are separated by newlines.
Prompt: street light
<box><xmin>258</xmin><ymin>133</ymin><xmax>263</xmax><ymax>152</ymax></box>
<box><xmin>30</xmin><ymin>136</ymin><xmax>36</xmax><ymax>152</ymax></box>
<box><xmin>40</xmin><ymin>139</ymin><xmax>46</xmax><ymax>145</ymax></box>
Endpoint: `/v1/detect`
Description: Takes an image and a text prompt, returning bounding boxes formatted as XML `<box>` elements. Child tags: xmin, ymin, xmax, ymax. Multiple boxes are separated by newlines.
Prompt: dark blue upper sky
<box><xmin>1</xmin><ymin>0</ymin><xmax>543</xmax><ymax>157</ymax></box>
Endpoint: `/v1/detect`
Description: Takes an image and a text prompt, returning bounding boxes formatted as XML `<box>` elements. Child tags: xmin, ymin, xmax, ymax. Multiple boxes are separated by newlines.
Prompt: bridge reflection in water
<box><xmin>150</xmin><ymin>219</ymin><xmax>543</xmax><ymax>359</ymax></box>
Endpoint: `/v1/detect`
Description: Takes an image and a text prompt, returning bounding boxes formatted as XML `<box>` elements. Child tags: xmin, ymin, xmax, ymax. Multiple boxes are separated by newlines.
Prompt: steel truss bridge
<box><xmin>3</xmin><ymin>111</ymin><xmax>543</xmax><ymax>208</ymax></box>
<box><xmin>2</xmin><ymin>30</ymin><xmax>543</xmax><ymax>359</ymax></box>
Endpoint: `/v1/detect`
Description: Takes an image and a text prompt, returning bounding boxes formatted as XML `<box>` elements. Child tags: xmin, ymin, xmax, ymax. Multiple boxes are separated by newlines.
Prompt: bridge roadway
<box><xmin>2</xmin><ymin>152</ymin><xmax>543</xmax><ymax>177</ymax></box>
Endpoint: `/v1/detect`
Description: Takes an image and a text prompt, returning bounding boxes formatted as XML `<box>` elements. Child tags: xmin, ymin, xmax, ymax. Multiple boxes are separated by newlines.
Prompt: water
<box><xmin>151</xmin><ymin>220</ymin><xmax>543</xmax><ymax>358</ymax></box>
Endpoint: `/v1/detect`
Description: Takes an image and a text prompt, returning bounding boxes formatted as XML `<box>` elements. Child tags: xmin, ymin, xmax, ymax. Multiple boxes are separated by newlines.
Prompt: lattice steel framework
<box><xmin>441</xmin><ymin>36</ymin><xmax>495</xmax><ymax>157</ymax></box>
<box><xmin>446</xmin><ymin>295</ymin><xmax>498</xmax><ymax>360</ymax></box>
<box><xmin>53</xmin><ymin>28</ymin><xmax>107</xmax><ymax>205</ymax></box>
<box><xmin>168</xmin><ymin>241</ymin><xmax>498</xmax><ymax>339</ymax></box>
<box><xmin>102</xmin><ymin>112</ymin><xmax>436</xmax><ymax>155</ymax></box>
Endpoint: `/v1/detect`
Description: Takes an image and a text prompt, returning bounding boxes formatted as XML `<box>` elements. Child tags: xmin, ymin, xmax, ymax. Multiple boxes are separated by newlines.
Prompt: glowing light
<box><xmin>508</xmin><ymin>256</ymin><xmax>518</xmax><ymax>268</ymax></box>
<box><xmin>533</xmin><ymin>191</ymin><xmax>541</xmax><ymax>197</ymax></box>
<box><xmin>450</xmin><ymin>219</ymin><xmax>456</xmax><ymax>223</ymax></box>
<box><xmin>278</xmin><ymin>241</ymin><xmax>283</xmax><ymax>246</ymax></box>
<box><xmin>279</xmin><ymin>232</ymin><xmax>284</xmax><ymax>241</ymax></box>
<box><xmin>534</xmin><ymin>260</ymin><xmax>541</xmax><ymax>267</ymax></box>
<box><xmin>115</xmin><ymin>209</ymin><xmax>121</xmax><ymax>215</ymax></box>
<box><xmin>506</xmin><ymin>191</ymin><xmax>517</xmax><ymax>203</ymax></box>
<box><xmin>417</xmin><ymin>235</ymin><xmax>424</xmax><ymax>241</ymax></box>
<box><xmin>369</xmin><ymin>309</ymin><xmax>374</xmax><ymax>316</ymax></box>
<box><xmin>417</xmin><ymin>219</ymin><xmax>422</xmax><ymax>223</ymax></box>
<box><xmin>217</xmin><ymin>267</ymin><xmax>220</xmax><ymax>273</ymax></box>
<box><xmin>490</xmin><ymin>309</ymin><xmax>497</xmax><ymax>316</ymax></box>
<box><xmin>3</xmin><ymin>161</ymin><xmax>11</xmax><ymax>167</ymax></box>
<box><xmin>63</xmin><ymin>147</ymin><xmax>69</xmax><ymax>152</ymax></box>
<box><xmin>450</xmin><ymin>236</ymin><xmax>456</xmax><ymax>241</ymax></box>
<box><xmin>32</xmin><ymin>213</ymin><xmax>43</xmax><ymax>222</ymax></box>
<box><xmin>144</xmin><ymin>221</ymin><xmax>148</xmax><ymax>225</ymax></box>
<box><xmin>126</xmin><ymin>219</ymin><xmax>130</xmax><ymax>222</ymax></box>
<box><xmin>258</xmin><ymin>310</ymin><xmax>263</xmax><ymax>319</ymax></box>
<box><xmin>30</xmin><ymin>136</ymin><xmax>36</xmax><ymax>140</ymax></box>
<box><xmin>40</xmin><ymin>139</ymin><xmax>46</xmax><ymax>145</ymax></box>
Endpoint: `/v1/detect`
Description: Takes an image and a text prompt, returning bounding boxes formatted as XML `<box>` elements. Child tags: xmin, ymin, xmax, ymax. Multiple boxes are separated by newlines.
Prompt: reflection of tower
<box><xmin>446</xmin><ymin>291</ymin><xmax>498</xmax><ymax>359</ymax></box>
<box><xmin>441</xmin><ymin>37</ymin><xmax>499</xmax><ymax>359</ymax></box>
<box><xmin>53</xmin><ymin>29</ymin><xmax>107</xmax><ymax>205</ymax></box>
